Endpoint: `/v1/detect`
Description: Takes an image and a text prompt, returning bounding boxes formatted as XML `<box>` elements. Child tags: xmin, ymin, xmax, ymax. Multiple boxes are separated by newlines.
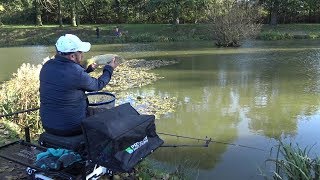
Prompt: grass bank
<box><xmin>258</xmin><ymin>24</ymin><xmax>320</xmax><ymax>40</ymax></box>
<box><xmin>1</xmin><ymin>23</ymin><xmax>320</xmax><ymax>48</ymax></box>
<box><xmin>0</xmin><ymin>24</ymin><xmax>213</xmax><ymax>47</ymax></box>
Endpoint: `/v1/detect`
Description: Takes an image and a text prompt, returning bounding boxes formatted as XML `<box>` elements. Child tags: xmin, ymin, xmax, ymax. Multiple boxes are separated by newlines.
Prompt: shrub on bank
<box><xmin>0</xmin><ymin>63</ymin><xmax>42</xmax><ymax>136</ymax></box>
<box><xmin>208</xmin><ymin>2</ymin><xmax>262</xmax><ymax>47</ymax></box>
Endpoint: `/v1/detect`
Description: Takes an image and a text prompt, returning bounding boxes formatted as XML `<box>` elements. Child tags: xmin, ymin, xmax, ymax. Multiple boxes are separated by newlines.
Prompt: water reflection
<box><xmin>122</xmin><ymin>41</ymin><xmax>320</xmax><ymax>179</ymax></box>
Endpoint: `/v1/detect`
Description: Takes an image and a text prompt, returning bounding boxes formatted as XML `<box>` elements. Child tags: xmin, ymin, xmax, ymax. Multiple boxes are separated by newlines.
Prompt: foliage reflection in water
<box><xmin>118</xmin><ymin>40</ymin><xmax>320</xmax><ymax>179</ymax></box>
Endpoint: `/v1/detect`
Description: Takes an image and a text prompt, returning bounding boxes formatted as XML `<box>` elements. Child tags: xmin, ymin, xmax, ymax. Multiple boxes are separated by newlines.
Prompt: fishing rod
<box><xmin>158</xmin><ymin>132</ymin><xmax>266</xmax><ymax>151</ymax></box>
<box><xmin>1</xmin><ymin>108</ymin><xmax>265</xmax><ymax>151</ymax></box>
<box><xmin>161</xmin><ymin>137</ymin><xmax>211</xmax><ymax>148</ymax></box>
<box><xmin>0</xmin><ymin>107</ymin><xmax>39</xmax><ymax>118</ymax></box>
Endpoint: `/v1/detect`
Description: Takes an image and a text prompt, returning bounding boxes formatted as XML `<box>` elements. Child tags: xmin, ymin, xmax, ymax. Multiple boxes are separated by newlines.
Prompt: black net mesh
<box><xmin>86</xmin><ymin>92</ymin><xmax>115</xmax><ymax>110</ymax></box>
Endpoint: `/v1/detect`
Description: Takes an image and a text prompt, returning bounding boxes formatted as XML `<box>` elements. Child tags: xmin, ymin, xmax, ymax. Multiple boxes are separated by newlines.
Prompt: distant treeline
<box><xmin>0</xmin><ymin>0</ymin><xmax>320</xmax><ymax>26</ymax></box>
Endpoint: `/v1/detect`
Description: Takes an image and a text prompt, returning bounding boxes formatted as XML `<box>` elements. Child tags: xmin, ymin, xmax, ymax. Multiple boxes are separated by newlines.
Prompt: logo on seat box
<box><xmin>125</xmin><ymin>136</ymin><xmax>148</xmax><ymax>154</ymax></box>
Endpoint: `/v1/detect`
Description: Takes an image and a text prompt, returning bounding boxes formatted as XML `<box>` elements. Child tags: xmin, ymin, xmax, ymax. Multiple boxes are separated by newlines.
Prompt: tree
<box><xmin>256</xmin><ymin>0</ymin><xmax>280</xmax><ymax>25</ymax></box>
<box><xmin>57</xmin><ymin>0</ymin><xmax>62</xmax><ymax>27</ymax></box>
<box><xmin>32</xmin><ymin>0</ymin><xmax>56</xmax><ymax>26</ymax></box>
<box><xmin>113</xmin><ymin>0</ymin><xmax>121</xmax><ymax>23</ymax></box>
<box><xmin>303</xmin><ymin>0</ymin><xmax>320</xmax><ymax>23</ymax></box>
<box><xmin>70</xmin><ymin>0</ymin><xmax>76</xmax><ymax>26</ymax></box>
<box><xmin>185</xmin><ymin>0</ymin><xmax>212</xmax><ymax>23</ymax></box>
<box><xmin>209</xmin><ymin>1</ymin><xmax>262</xmax><ymax>47</ymax></box>
<box><xmin>34</xmin><ymin>0</ymin><xmax>42</xmax><ymax>26</ymax></box>
<box><xmin>21</xmin><ymin>0</ymin><xmax>44</xmax><ymax>26</ymax></box>
<box><xmin>281</xmin><ymin>0</ymin><xmax>304</xmax><ymax>23</ymax></box>
<box><xmin>257</xmin><ymin>0</ymin><xmax>303</xmax><ymax>25</ymax></box>
<box><xmin>144</xmin><ymin>0</ymin><xmax>211</xmax><ymax>24</ymax></box>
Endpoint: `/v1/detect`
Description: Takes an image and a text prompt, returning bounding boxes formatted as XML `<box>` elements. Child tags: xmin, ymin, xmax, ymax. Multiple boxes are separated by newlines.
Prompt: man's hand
<box><xmin>86</xmin><ymin>63</ymin><xmax>98</xmax><ymax>73</ymax></box>
<box><xmin>88</xmin><ymin>63</ymin><xmax>98</xmax><ymax>71</ymax></box>
<box><xmin>109</xmin><ymin>57</ymin><xmax>119</xmax><ymax>69</ymax></box>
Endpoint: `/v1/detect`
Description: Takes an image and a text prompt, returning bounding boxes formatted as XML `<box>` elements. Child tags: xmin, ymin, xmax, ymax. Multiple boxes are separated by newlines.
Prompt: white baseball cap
<box><xmin>55</xmin><ymin>34</ymin><xmax>91</xmax><ymax>53</ymax></box>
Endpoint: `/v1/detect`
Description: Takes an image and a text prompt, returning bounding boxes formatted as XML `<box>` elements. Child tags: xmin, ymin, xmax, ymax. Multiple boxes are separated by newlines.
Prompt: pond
<box><xmin>1</xmin><ymin>39</ymin><xmax>320</xmax><ymax>179</ymax></box>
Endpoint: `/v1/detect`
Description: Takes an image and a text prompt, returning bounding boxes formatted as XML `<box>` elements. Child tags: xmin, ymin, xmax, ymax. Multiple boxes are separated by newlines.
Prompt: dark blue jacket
<box><xmin>40</xmin><ymin>55</ymin><xmax>113</xmax><ymax>132</ymax></box>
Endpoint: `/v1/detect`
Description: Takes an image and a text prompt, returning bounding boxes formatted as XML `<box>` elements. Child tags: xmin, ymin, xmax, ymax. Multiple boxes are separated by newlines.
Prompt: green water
<box><xmin>1</xmin><ymin>40</ymin><xmax>320</xmax><ymax>179</ymax></box>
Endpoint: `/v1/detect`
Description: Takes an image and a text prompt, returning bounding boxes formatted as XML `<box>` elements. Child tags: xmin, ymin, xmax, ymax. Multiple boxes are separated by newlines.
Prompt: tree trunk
<box><xmin>269</xmin><ymin>0</ymin><xmax>279</xmax><ymax>26</ymax></box>
<box><xmin>308</xmin><ymin>9</ymin><xmax>314</xmax><ymax>23</ymax></box>
<box><xmin>57</xmin><ymin>0</ymin><xmax>63</xmax><ymax>27</ymax></box>
<box><xmin>76</xmin><ymin>1</ymin><xmax>80</xmax><ymax>26</ymax></box>
<box><xmin>36</xmin><ymin>14</ymin><xmax>42</xmax><ymax>26</ymax></box>
<box><xmin>270</xmin><ymin>9</ymin><xmax>278</xmax><ymax>26</ymax></box>
<box><xmin>71</xmin><ymin>3</ymin><xmax>77</xmax><ymax>27</ymax></box>
<box><xmin>175</xmin><ymin>17</ymin><xmax>180</xmax><ymax>24</ymax></box>
<box><xmin>173</xmin><ymin>1</ymin><xmax>180</xmax><ymax>25</ymax></box>
<box><xmin>114</xmin><ymin>0</ymin><xmax>121</xmax><ymax>23</ymax></box>
<box><xmin>34</xmin><ymin>0</ymin><xmax>42</xmax><ymax>26</ymax></box>
<box><xmin>93</xmin><ymin>0</ymin><xmax>98</xmax><ymax>23</ymax></box>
